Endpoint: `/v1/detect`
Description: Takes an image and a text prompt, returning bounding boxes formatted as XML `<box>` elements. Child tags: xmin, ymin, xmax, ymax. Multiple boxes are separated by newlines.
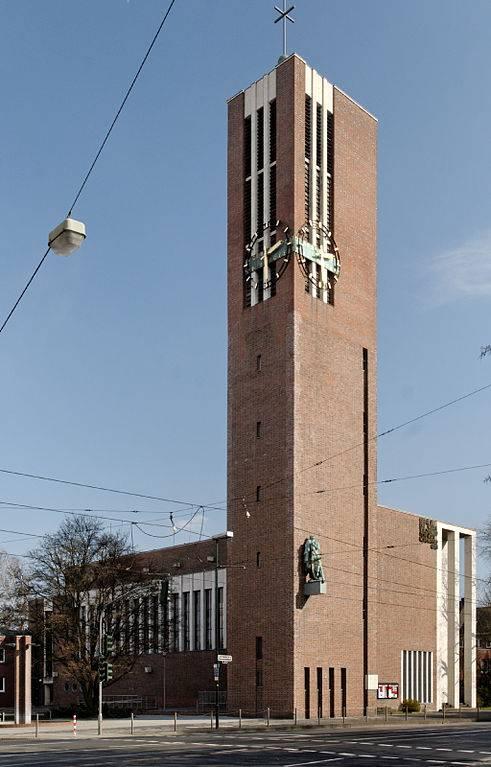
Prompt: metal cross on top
<box><xmin>274</xmin><ymin>0</ymin><xmax>295</xmax><ymax>59</ymax></box>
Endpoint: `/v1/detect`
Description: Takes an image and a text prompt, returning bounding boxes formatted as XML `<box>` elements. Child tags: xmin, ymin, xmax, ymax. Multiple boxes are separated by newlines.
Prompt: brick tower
<box><xmin>227</xmin><ymin>54</ymin><xmax>377</xmax><ymax>717</ymax></box>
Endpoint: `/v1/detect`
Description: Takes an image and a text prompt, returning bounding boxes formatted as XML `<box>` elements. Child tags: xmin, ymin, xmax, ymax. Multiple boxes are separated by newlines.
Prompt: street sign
<box><xmin>218</xmin><ymin>654</ymin><xmax>232</xmax><ymax>663</ymax></box>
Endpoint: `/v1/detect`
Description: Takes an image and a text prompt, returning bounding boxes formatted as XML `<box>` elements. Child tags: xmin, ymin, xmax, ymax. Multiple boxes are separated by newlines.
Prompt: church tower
<box><xmin>226</xmin><ymin>53</ymin><xmax>377</xmax><ymax>717</ymax></box>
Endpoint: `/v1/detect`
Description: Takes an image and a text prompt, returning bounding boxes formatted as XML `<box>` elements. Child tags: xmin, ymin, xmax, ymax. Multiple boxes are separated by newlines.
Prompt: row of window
<box><xmin>304</xmin><ymin>666</ymin><xmax>347</xmax><ymax>719</ymax></box>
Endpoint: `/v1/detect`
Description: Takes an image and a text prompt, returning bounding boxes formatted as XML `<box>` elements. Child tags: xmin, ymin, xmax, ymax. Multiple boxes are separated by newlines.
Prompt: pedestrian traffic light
<box><xmin>103</xmin><ymin>634</ymin><xmax>114</xmax><ymax>656</ymax></box>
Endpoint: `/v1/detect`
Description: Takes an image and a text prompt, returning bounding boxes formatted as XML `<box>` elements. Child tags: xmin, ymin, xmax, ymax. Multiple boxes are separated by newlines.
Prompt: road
<box><xmin>0</xmin><ymin>724</ymin><xmax>491</xmax><ymax>765</ymax></box>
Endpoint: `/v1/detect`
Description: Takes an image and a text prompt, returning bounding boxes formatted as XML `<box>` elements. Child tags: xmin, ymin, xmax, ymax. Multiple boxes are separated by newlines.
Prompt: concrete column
<box><xmin>447</xmin><ymin>530</ymin><xmax>460</xmax><ymax>708</ymax></box>
<box><xmin>463</xmin><ymin>534</ymin><xmax>476</xmax><ymax>707</ymax></box>
<box><xmin>15</xmin><ymin>636</ymin><xmax>31</xmax><ymax>725</ymax></box>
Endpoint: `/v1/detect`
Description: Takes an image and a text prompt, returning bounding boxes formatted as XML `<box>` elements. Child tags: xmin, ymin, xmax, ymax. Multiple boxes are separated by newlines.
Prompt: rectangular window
<box><xmin>317</xmin><ymin>667</ymin><xmax>323</xmax><ymax>719</ymax></box>
<box><xmin>0</xmin><ymin>649</ymin><xmax>5</xmax><ymax>663</ymax></box>
<box><xmin>0</xmin><ymin>678</ymin><xmax>4</xmax><ymax>693</ymax></box>
<box><xmin>257</xmin><ymin>106</ymin><xmax>264</xmax><ymax>171</ymax></box>
<box><xmin>256</xmin><ymin>551</ymin><xmax>261</xmax><ymax>567</ymax></box>
<box><xmin>269</xmin><ymin>100</ymin><xmax>276</xmax><ymax>163</ymax></box>
<box><xmin>183</xmin><ymin>591</ymin><xmax>190</xmax><ymax>651</ymax></box>
<box><xmin>269</xmin><ymin>164</ymin><xmax>276</xmax><ymax>227</ymax></box>
<box><xmin>304</xmin><ymin>160</ymin><xmax>311</xmax><ymax>227</ymax></box>
<box><xmin>326</xmin><ymin>111</ymin><xmax>334</xmax><ymax>176</ymax></box>
<box><xmin>256</xmin><ymin>421</ymin><xmax>261</xmax><ymax>438</ymax></box>
<box><xmin>152</xmin><ymin>594</ymin><xmax>159</xmax><ymax>653</ymax></box>
<box><xmin>329</xmin><ymin>667</ymin><xmax>335</xmax><ymax>718</ymax></box>
<box><xmin>316</xmin><ymin>103</ymin><xmax>322</xmax><ymax>169</ymax></box>
<box><xmin>341</xmin><ymin>667</ymin><xmax>347</xmax><ymax>715</ymax></box>
<box><xmin>256</xmin><ymin>636</ymin><xmax>263</xmax><ymax>660</ymax></box>
<box><xmin>256</xmin><ymin>485</ymin><xmax>261</xmax><ymax>502</ymax></box>
<box><xmin>244</xmin><ymin>178</ymin><xmax>252</xmax><ymax>244</ymax></box>
<box><xmin>326</xmin><ymin>110</ymin><xmax>334</xmax><ymax>233</ymax></box>
<box><xmin>172</xmin><ymin>593</ymin><xmax>179</xmax><ymax>652</ymax></box>
<box><xmin>133</xmin><ymin>598</ymin><xmax>140</xmax><ymax>655</ymax></box>
<box><xmin>256</xmin><ymin>354</ymin><xmax>262</xmax><ymax>372</ymax></box>
<box><xmin>193</xmin><ymin>590</ymin><xmax>201</xmax><ymax>650</ymax></box>
<box><xmin>401</xmin><ymin>650</ymin><xmax>432</xmax><ymax>703</ymax></box>
<box><xmin>244</xmin><ymin>115</ymin><xmax>252</xmax><ymax>177</ymax></box>
<box><xmin>305</xmin><ymin>95</ymin><xmax>312</xmax><ymax>160</ymax></box>
<box><xmin>142</xmin><ymin>596</ymin><xmax>149</xmax><ymax>654</ymax></box>
<box><xmin>205</xmin><ymin>589</ymin><xmax>212</xmax><ymax>650</ymax></box>
<box><xmin>256</xmin><ymin>669</ymin><xmax>263</xmax><ymax>687</ymax></box>
<box><xmin>218</xmin><ymin>586</ymin><xmax>224</xmax><ymax>649</ymax></box>
<box><xmin>257</xmin><ymin>172</ymin><xmax>264</xmax><ymax>236</ymax></box>
<box><xmin>304</xmin><ymin>667</ymin><xmax>310</xmax><ymax>719</ymax></box>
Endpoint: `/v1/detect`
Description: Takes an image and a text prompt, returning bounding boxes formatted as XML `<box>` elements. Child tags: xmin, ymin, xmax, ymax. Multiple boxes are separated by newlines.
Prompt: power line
<box><xmin>0</xmin><ymin>0</ymin><xmax>178</xmax><ymax>338</ymax></box>
<box><xmin>0</xmin><ymin>468</ymin><xmax>224</xmax><ymax>511</ymax></box>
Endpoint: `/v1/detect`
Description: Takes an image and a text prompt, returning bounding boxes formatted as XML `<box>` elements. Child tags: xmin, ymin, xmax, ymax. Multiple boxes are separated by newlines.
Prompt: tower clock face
<box><xmin>296</xmin><ymin>220</ymin><xmax>340</xmax><ymax>290</ymax></box>
<box><xmin>243</xmin><ymin>220</ymin><xmax>292</xmax><ymax>291</ymax></box>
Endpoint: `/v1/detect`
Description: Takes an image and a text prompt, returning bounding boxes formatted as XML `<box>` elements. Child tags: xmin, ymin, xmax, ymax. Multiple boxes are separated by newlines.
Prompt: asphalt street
<box><xmin>0</xmin><ymin>724</ymin><xmax>491</xmax><ymax>766</ymax></box>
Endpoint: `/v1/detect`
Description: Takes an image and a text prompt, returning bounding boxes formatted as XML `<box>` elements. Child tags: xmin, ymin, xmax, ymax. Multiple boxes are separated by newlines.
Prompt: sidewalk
<box><xmin>0</xmin><ymin>713</ymin><xmax>486</xmax><ymax>741</ymax></box>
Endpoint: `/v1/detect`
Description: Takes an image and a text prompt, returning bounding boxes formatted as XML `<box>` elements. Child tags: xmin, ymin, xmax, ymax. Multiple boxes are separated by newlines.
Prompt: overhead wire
<box><xmin>0</xmin><ymin>0</ymin><xmax>178</xmax><ymax>337</ymax></box>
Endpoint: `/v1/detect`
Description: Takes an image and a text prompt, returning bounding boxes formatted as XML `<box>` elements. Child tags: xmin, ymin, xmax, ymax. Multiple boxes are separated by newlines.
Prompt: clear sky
<box><xmin>1</xmin><ymin>0</ymin><xmax>490</xmax><ymax>569</ymax></box>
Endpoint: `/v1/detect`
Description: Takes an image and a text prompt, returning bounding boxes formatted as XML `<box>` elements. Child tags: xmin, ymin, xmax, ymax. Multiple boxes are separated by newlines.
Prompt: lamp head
<box><xmin>48</xmin><ymin>218</ymin><xmax>86</xmax><ymax>256</ymax></box>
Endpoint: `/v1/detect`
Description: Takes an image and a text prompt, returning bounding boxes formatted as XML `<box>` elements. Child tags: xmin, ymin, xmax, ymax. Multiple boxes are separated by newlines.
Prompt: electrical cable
<box><xmin>0</xmin><ymin>0</ymin><xmax>178</xmax><ymax>337</ymax></box>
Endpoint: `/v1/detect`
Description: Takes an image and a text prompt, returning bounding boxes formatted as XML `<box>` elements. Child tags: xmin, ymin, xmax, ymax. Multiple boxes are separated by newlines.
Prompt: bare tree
<box><xmin>0</xmin><ymin>551</ymin><xmax>30</xmax><ymax>630</ymax></box>
<box><xmin>27</xmin><ymin>516</ymin><xmax>155</xmax><ymax>713</ymax></box>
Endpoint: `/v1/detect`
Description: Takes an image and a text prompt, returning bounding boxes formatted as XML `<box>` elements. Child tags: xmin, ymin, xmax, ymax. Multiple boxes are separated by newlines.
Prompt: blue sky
<box><xmin>1</xmin><ymin>0</ymin><xmax>490</xmax><ymax>566</ymax></box>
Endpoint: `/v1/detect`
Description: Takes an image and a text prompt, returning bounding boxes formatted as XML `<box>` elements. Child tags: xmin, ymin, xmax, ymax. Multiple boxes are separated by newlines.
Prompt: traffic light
<box><xmin>105</xmin><ymin>662</ymin><xmax>113</xmax><ymax>682</ymax></box>
<box><xmin>103</xmin><ymin>634</ymin><xmax>114</xmax><ymax>656</ymax></box>
<box><xmin>98</xmin><ymin>658</ymin><xmax>106</xmax><ymax>683</ymax></box>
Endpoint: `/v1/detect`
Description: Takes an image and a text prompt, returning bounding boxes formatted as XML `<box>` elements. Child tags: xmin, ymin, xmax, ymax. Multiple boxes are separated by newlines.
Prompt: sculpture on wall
<box><xmin>419</xmin><ymin>517</ymin><xmax>438</xmax><ymax>550</ymax></box>
<box><xmin>303</xmin><ymin>535</ymin><xmax>325</xmax><ymax>583</ymax></box>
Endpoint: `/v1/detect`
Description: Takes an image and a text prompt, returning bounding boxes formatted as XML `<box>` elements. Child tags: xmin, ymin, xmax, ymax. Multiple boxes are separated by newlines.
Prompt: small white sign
<box><xmin>218</xmin><ymin>654</ymin><xmax>233</xmax><ymax>663</ymax></box>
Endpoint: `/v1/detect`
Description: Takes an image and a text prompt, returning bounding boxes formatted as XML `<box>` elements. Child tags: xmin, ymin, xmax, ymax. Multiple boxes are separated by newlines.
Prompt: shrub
<box><xmin>400</xmin><ymin>698</ymin><xmax>420</xmax><ymax>713</ymax></box>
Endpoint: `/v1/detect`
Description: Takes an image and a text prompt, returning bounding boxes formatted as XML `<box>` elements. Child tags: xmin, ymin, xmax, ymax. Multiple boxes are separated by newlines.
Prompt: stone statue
<box><xmin>303</xmin><ymin>536</ymin><xmax>325</xmax><ymax>583</ymax></box>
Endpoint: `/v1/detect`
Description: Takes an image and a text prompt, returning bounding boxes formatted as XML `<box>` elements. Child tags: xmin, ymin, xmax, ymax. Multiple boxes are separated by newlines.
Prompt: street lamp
<box><xmin>213</xmin><ymin>531</ymin><xmax>233</xmax><ymax>730</ymax></box>
<box><xmin>48</xmin><ymin>218</ymin><xmax>86</xmax><ymax>256</ymax></box>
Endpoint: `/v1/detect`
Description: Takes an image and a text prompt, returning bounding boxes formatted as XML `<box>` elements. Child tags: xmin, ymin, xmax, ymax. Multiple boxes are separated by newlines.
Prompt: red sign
<box><xmin>377</xmin><ymin>682</ymin><xmax>399</xmax><ymax>700</ymax></box>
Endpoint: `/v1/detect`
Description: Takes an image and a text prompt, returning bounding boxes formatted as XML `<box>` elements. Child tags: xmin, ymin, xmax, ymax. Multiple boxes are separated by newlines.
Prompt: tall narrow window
<box><xmin>257</xmin><ymin>106</ymin><xmax>264</xmax><ymax>171</ymax></box>
<box><xmin>329</xmin><ymin>667</ymin><xmax>335</xmax><ymax>718</ymax></box>
<box><xmin>257</xmin><ymin>172</ymin><xmax>264</xmax><ymax>237</ymax></box>
<box><xmin>152</xmin><ymin>594</ymin><xmax>159</xmax><ymax>653</ymax></box>
<box><xmin>256</xmin><ymin>636</ymin><xmax>263</xmax><ymax>660</ymax></box>
<box><xmin>269</xmin><ymin>164</ymin><xmax>276</xmax><ymax>227</ymax></box>
<box><xmin>341</xmin><ymin>667</ymin><xmax>347</xmax><ymax>715</ymax></box>
<box><xmin>172</xmin><ymin>593</ymin><xmax>179</xmax><ymax>652</ymax></box>
<box><xmin>244</xmin><ymin>115</ymin><xmax>252</xmax><ymax>178</ymax></box>
<box><xmin>133</xmin><ymin>598</ymin><xmax>140</xmax><ymax>655</ymax></box>
<box><xmin>256</xmin><ymin>551</ymin><xmax>261</xmax><ymax>567</ymax></box>
<box><xmin>256</xmin><ymin>485</ymin><xmax>261</xmax><ymax>502</ymax></box>
<box><xmin>304</xmin><ymin>667</ymin><xmax>311</xmax><ymax>719</ymax></box>
<box><xmin>305</xmin><ymin>95</ymin><xmax>312</xmax><ymax>160</ymax></box>
<box><xmin>256</xmin><ymin>354</ymin><xmax>262</xmax><ymax>372</ymax></box>
<box><xmin>326</xmin><ymin>111</ymin><xmax>334</xmax><ymax>232</ymax></box>
<box><xmin>316</xmin><ymin>104</ymin><xmax>322</xmax><ymax>169</ymax></box>
<box><xmin>183</xmin><ymin>591</ymin><xmax>190</xmax><ymax>651</ymax></box>
<box><xmin>205</xmin><ymin>589</ymin><xmax>212</xmax><ymax>650</ymax></box>
<box><xmin>317</xmin><ymin>667</ymin><xmax>323</xmax><ymax>719</ymax></box>
<box><xmin>244</xmin><ymin>178</ymin><xmax>252</xmax><ymax>243</ymax></box>
<box><xmin>269</xmin><ymin>100</ymin><xmax>276</xmax><ymax>163</ymax></box>
<box><xmin>193</xmin><ymin>590</ymin><xmax>201</xmax><ymax>650</ymax></box>
<box><xmin>218</xmin><ymin>587</ymin><xmax>224</xmax><ymax>649</ymax></box>
<box><xmin>142</xmin><ymin>596</ymin><xmax>149</xmax><ymax>654</ymax></box>
<box><xmin>256</xmin><ymin>421</ymin><xmax>262</xmax><ymax>438</ymax></box>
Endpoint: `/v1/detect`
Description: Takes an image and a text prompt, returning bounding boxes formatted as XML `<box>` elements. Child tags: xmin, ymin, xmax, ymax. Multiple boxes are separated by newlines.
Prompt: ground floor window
<box><xmin>401</xmin><ymin>650</ymin><xmax>432</xmax><ymax>703</ymax></box>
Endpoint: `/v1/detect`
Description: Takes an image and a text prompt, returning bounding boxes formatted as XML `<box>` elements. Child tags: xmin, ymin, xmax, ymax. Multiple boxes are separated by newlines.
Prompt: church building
<box><xmin>46</xmin><ymin>49</ymin><xmax>476</xmax><ymax>718</ymax></box>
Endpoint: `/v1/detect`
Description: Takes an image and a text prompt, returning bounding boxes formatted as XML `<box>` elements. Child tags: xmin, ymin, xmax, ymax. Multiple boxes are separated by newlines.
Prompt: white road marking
<box><xmin>396</xmin><ymin>745</ymin><xmax>412</xmax><ymax>748</ymax></box>
<box><xmin>288</xmin><ymin>760</ymin><xmax>342</xmax><ymax>766</ymax></box>
<box><xmin>415</xmin><ymin>747</ymin><xmax>431</xmax><ymax>750</ymax></box>
<box><xmin>435</xmin><ymin>748</ymin><xmax>452</xmax><ymax>751</ymax></box>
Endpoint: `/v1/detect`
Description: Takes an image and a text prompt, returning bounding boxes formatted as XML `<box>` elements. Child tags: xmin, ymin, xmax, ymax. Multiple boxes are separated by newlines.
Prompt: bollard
<box><xmin>477</xmin><ymin>704</ymin><xmax>480</xmax><ymax>722</ymax></box>
<box><xmin>342</xmin><ymin>707</ymin><xmax>345</xmax><ymax>726</ymax></box>
<box><xmin>173</xmin><ymin>712</ymin><xmax>177</xmax><ymax>733</ymax></box>
<box><xmin>294</xmin><ymin>707</ymin><xmax>298</xmax><ymax>726</ymax></box>
<box><xmin>442</xmin><ymin>704</ymin><xmax>446</xmax><ymax>723</ymax></box>
<box><xmin>459</xmin><ymin>705</ymin><xmax>462</xmax><ymax>719</ymax></box>
<box><xmin>239</xmin><ymin>708</ymin><xmax>242</xmax><ymax>730</ymax></box>
<box><xmin>35</xmin><ymin>713</ymin><xmax>39</xmax><ymax>738</ymax></box>
<box><xmin>72</xmin><ymin>714</ymin><xmax>77</xmax><ymax>737</ymax></box>
<box><xmin>210</xmin><ymin>710</ymin><xmax>213</xmax><ymax>731</ymax></box>
<box><xmin>130</xmin><ymin>712</ymin><xmax>134</xmax><ymax>735</ymax></box>
<box><xmin>317</xmin><ymin>707</ymin><xmax>321</xmax><ymax>726</ymax></box>
<box><xmin>384</xmin><ymin>706</ymin><xmax>388</xmax><ymax>724</ymax></box>
<box><xmin>267</xmin><ymin>707</ymin><xmax>270</xmax><ymax>727</ymax></box>
<box><xmin>1</xmin><ymin>712</ymin><xmax>4</xmax><ymax>723</ymax></box>
<box><xmin>424</xmin><ymin>704</ymin><xmax>427</xmax><ymax>721</ymax></box>
<box><xmin>404</xmin><ymin>706</ymin><xmax>408</xmax><ymax>722</ymax></box>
